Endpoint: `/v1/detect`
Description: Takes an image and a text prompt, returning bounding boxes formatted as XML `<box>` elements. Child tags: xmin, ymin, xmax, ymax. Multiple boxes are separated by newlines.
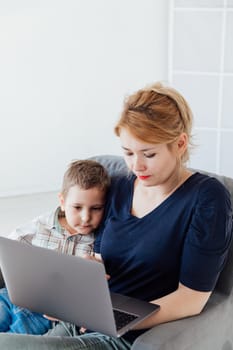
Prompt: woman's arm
<box><xmin>134</xmin><ymin>179</ymin><xmax>230</xmax><ymax>330</ymax></box>
<box><xmin>133</xmin><ymin>282</ymin><xmax>211</xmax><ymax>329</ymax></box>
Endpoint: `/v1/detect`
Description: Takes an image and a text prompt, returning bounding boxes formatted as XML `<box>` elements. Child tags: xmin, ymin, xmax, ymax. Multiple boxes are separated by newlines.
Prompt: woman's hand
<box><xmin>83</xmin><ymin>252</ymin><xmax>103</xmax><ymax>263</ymax></box>
<box><xmin>83</xmin><ymin>253</ymin><xmax>110</xmax><ymax>280</ymax></box>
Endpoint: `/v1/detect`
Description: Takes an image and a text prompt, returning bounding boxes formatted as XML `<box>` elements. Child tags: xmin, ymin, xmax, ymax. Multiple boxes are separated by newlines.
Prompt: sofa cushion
<box><xmin>90</xmin><ymin>154</ymin><xmax>128</xmax><ymax>178</ymax></box>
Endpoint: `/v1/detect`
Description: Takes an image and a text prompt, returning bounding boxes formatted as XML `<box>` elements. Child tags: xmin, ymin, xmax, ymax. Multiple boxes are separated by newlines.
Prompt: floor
<box><xmin>0</xmin><ymin>191</ymin><xmax>57</xmax><ymax>237</ymax></box>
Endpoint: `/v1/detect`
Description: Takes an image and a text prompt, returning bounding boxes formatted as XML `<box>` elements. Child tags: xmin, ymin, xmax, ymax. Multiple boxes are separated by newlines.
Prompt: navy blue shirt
<box><xmin>95</xmin><ymin>173</ymin><xmax>232</xmax><ymax>302</ymax></box>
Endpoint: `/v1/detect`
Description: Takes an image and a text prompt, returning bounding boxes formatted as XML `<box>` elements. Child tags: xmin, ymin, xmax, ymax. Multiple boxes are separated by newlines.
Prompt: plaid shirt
<box><xmin>8</xmin><ymin>207</ymin><xmax>95</xmax><ymax>257</ymax></box>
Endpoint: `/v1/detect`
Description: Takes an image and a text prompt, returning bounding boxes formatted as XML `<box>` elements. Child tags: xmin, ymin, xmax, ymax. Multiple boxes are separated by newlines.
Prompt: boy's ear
<box><xmin>58</xmin><ymin>193</ymin><xmax>65</xmax><ymax>211</ymax></box>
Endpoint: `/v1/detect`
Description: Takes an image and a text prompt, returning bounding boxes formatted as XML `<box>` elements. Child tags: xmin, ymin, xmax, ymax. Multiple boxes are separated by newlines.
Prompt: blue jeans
<box><xmin>0</xmin><ymin>287</ymin><xmax>52</xmax><ymax>334</ymax></box>
<box><xmin>0</xmin><ymin>332</ymin><xmax>132</xmax><ymax>349</ymax></box>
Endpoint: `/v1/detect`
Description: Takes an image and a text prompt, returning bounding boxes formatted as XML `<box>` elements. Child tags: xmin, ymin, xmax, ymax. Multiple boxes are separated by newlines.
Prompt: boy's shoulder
<box><xmin>36</xmin><ymin>207</ymin><xmax>60</xmax><ymax>228</ymax></box>
<box><xmin>8</xmin><ymin>207</ymin><xmax>59</xmax><ymax>241</ymax></box>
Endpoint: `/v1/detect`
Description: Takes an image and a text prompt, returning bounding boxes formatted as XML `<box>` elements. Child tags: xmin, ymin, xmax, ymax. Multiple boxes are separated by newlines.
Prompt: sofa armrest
<box><xmin>131</xmin><ymin>292</ymin><xmax>233</xmax><ymax>350</ymax></box>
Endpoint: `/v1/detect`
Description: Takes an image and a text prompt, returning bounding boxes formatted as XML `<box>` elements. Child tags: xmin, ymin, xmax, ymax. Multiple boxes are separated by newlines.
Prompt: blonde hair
<box><xmin>61</xmin><ymin>160</ymin><xmax>110</xmax><ymax>197</ymax></box>
<box><xmin>114</xmin><ymin>82</ymin><xmax>193</xmax><ymax>163</ymax></box>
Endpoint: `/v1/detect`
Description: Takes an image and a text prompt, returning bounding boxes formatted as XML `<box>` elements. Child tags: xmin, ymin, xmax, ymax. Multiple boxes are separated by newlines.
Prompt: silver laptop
<box><xmin>0</xmin><ymin>237</ymin><xmax>159</xmax><ymax>337</ymax></box>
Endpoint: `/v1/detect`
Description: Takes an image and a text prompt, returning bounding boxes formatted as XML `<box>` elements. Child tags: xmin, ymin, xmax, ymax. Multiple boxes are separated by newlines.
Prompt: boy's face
<box><xmin>59</xmin><ymin>185</ymin><xmax>105</xmax><ymax>235</ymax></box>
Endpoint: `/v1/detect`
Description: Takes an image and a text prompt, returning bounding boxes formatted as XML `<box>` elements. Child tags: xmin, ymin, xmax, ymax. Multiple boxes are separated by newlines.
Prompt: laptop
<box><xmin>0</xmin><ymin>236</ymin><xmax>160</xmax><ymax>337</ymax></box>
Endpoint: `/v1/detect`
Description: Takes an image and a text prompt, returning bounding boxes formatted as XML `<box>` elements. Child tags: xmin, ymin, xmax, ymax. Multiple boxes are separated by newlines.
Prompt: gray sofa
<box><xmin>0</xmin><ymin>154</ymin><xmax>233</xmax><ymax>350</ymax></box>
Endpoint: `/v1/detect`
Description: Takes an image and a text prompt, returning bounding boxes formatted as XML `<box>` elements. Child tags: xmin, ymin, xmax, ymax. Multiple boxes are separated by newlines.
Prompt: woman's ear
<box><xmin>177</xmin><ymin>132</ymin><xmax>188</xmax><ymax>156</ymax></box>
<box><xmin>58</xmin><ymin>193</ymin><xmax>65</xmax><ymax>211</ymax></box>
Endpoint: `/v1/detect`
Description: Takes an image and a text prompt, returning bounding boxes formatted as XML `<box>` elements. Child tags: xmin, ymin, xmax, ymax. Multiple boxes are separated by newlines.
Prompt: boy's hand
<box><xmin>43</xmin><ymin>314</ymin><xmax>59</xmax><ymax>321</ymax></box>
<box><xmin>79</xmin><ymin>326</ymin><xmax>87</xmax><ymax>334</ymax></box>
<box><xmin>44</xmin><ymin>315</ymin><xmax>86</xmax><ymax>334</ymax></box>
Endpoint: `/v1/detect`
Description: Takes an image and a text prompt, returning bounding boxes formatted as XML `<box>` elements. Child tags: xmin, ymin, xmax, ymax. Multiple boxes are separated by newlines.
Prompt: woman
<box><xmin>0</xmin><ymin>82</ymin><xmax>232</xmax><ymax>349</ymax></box>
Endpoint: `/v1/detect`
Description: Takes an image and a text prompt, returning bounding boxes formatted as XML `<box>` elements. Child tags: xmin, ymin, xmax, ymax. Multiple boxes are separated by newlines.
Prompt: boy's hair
<box><xmin>61</xmin><ymin>159</ymin><xmax>110</xmax><ymax>197</ymax></box>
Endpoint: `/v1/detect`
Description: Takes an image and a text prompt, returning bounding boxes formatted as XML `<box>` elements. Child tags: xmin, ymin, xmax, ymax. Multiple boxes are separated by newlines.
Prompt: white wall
<box><xmin>0</xmin><ymin>0</ymin><xmax>169</xmax><ymax>196</ymax></box>
<box><xmin>169</xmin><ymin>0</ymin><xmax>233</xmax><ymax>177</ymax></box>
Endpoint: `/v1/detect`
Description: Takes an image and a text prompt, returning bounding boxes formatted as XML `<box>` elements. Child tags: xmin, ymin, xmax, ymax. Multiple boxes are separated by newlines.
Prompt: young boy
<box><xmin>0</xmin><ymin>159</ymin><xmax>110</xmax><ymax>335</ymax></box>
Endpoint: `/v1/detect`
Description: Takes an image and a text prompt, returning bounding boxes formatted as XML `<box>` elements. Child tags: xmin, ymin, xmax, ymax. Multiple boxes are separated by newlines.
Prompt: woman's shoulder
<box><xmin>105</xmin><ymin>174</ymin><xmax>135</xmax><ymax>212</ymax></box>
<box><xmin>188</xmin><ymin>172</ymin><xmax>232</xmax><ymax>213</ymax></box>
<box><xmin>192</xmin><ymin>172</ymin><xmax>230</xmax><ymax>196</ymax></box>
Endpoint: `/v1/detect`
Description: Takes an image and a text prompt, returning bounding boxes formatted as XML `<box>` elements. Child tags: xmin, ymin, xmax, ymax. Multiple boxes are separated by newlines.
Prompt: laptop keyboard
<box><xmin>113</xmin><ymin>309</ymin><xmax>138</xmax><ymax>331</ymax></box>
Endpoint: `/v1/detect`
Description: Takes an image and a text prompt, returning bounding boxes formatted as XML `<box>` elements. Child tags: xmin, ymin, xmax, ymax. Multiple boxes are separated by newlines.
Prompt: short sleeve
<box><xmin>8</xmin><ymin>211</ymin><xmax>54</xmax><ymax>244</ymax></box>
<box><xmin>8</xmin><ymin>218</ymin><xmax>39</xmax><ymax>243</ymax></box>
<box><xmin>94</xmin><ymin>231</ymin><xmax>102</xmax><ymax>254</ymax></box>
<box><xmin>94</xmin><ymin>175</ymin><xmax>130</xmax><ymax>254</ymax></box>
<box><xmin>93</xmin><ymin>176</ymin><xmax>118</xmax><ymax>254</ymax></box>
<box><xmin>180</xmin><ymin>177</ymin><xmax>233</xmax><ymax>291</ymax></box>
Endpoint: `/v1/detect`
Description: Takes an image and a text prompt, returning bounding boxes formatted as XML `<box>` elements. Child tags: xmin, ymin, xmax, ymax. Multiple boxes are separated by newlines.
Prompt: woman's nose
<box><xmin>133</xmin><ymin>157</ymin><xmax>146</xmax><ymax>172</ymax></box>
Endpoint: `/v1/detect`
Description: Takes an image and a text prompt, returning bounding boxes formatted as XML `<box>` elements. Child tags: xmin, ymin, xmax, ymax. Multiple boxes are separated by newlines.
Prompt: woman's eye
<box><xmin>74</xmin><ymin>206</ymin><xmax>81</xmax><ymax>210</ymax></box>
<box><xmin>124</xmin><ymin>152</ymin><xmax>133</xmax><ymax>157</ymax></box>
<box><xmin>144</xmin><ymin>153</ymin><xmax>155</xmax><ymax>158</ymax></box>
